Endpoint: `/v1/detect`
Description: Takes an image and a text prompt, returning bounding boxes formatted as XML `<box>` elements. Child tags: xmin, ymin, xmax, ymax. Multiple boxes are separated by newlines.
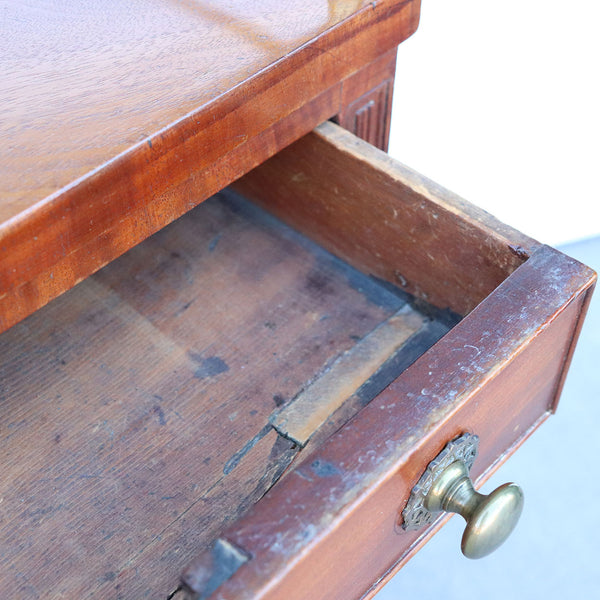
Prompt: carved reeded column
<box><xmin>335</xmin><ymin>49</ymin><xmax>397</xmax><ymax>151</ymax></box>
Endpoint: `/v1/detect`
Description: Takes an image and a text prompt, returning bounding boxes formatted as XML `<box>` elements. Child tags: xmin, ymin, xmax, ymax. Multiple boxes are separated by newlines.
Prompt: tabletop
<box><xmin>0</xmin><ymin>0</ymin><xmax>420</xmax><ymax>333</ymax></box>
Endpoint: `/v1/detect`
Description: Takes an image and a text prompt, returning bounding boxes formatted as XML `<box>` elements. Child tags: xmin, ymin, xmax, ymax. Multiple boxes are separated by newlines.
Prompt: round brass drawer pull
<box><xmin>425</xmin><ymin>460</ymin><xmax>524</xmax><ymax>558</ymax></box>
<box><xmin>401</xmin><ymin>433</ymin><xmax>524</xmax><ymax>559</ymax></box>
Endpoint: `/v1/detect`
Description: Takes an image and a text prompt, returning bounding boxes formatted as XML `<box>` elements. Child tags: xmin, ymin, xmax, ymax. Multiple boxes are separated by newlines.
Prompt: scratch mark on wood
<box><xmin>208</xmin><ymin>234</ymin><xmax>222</xmax><ymax>252</ymax></box>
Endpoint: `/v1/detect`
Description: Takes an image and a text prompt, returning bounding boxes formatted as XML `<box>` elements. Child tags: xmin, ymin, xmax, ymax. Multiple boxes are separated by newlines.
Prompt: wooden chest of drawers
<box><xmin>0</xmin><ymin>2</ymin><xmax>595</xmax><ymax>599</ymax></box>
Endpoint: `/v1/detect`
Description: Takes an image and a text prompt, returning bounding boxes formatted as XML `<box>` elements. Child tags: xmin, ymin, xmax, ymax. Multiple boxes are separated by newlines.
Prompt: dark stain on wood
<box><xmin>208</xmin><ymin>234</ymin><xmax>222</xmax><ymax>253</ymax></box>
<box><xmin>310</xmin><ymin>459</ymin><xmax>342</xmax><ymax>478</ymax></box>
<box><xmin>272</xmin><ymin>394</ymin><xmax>286</xmax><ymax>407</ymax></box>
<box><xmin>305</xmin><ymin>269</ymin><xmax>335</xmax><ymax>297</ymax></box>
<box><xmin>153</xmin><ymin>404</ymin><xmax>168</xmax><ymax>426</ymax></box>
<box><xmin>192</xmin><ymin>356</ymin><xmax>230</xmax><ymax>380</ymax></box>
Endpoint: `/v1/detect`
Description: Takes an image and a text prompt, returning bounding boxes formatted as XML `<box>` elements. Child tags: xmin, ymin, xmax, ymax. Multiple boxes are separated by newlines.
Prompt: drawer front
<box><xmin>181</xmin><ymin>123</ymin><xmax>595</xmax><ymax>599</ymax></box>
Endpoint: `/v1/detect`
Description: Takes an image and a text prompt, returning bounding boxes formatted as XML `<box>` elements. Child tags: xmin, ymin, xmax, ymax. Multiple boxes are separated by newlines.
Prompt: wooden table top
<box><xmin>2</xmin><ymin>0</ymin><xmax>366</xmax><ymax>221</ymax></box>
<box><xmin>0</xmin><ymin>0</ymin><xmax>420</xmax><ymax>334</ymax></box>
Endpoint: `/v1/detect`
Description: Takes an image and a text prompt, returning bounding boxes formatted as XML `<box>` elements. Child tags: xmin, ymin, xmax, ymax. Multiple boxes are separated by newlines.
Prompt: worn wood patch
<box><xmin>271</xmin><ymin>305</ymin><xmax>425</xmax><ymax>446</ymax></box>
<box><xmin>292</xmin><ymin>318</ymin><xmax>457</xmax><ymax>457</ymax></box>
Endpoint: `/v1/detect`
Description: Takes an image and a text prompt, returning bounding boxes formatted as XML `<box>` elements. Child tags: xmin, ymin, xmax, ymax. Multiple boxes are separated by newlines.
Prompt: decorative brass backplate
<box><xmin>401</xmin><ymin>433</ymin><xmax>479</xmax><ymax>531</ymax></box>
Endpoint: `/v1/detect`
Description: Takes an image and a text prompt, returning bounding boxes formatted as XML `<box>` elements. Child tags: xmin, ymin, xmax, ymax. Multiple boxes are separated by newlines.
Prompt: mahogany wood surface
<box><xmin>0</xmin><ymin>0</ymin><xmax>421</xmax><ymax>334</ymax></box>
<box><xmin>0</xmin><ymin>191</ymin><xmax>436</xmax><ymax>599</ymax></box>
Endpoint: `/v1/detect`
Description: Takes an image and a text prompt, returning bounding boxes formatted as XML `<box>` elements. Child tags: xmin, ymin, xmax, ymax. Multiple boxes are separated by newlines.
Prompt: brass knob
<box><xmin>424</xmin><ymin>460</ymin><xmax>524</xmax><ymax>559</ymax></box>
<box><xmin>401</xmin><ymin>433</ymin><xmax>524</xmax><ymax>559</ymax></box>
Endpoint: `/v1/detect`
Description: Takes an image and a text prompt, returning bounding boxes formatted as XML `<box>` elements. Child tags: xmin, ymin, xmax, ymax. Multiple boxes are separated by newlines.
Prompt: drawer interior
<box><xmin>1</xmin><ymin>187</ymin><xmax>458</xmax><ymax>598</ymax></box>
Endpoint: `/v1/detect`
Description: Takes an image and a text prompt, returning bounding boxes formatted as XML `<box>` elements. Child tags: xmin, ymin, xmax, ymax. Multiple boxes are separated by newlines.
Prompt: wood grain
<box><xmin>0</xmin><ymin>191</ymin><xmax>426</xmax><ymax>599</ymax></box>
<box><xmin>234</xmin><ymin>121</ymin><xmax>539</xmax><ymax>316</ymax></box>
<box><xmin>0</xmin><ymin>0</ymin><xmax>371</xmax><ymax>220</ymax></box>
<box><xmin>0</xmin><ymin>0</ymin><xmax>422</xmax><ymax>334</ymax></box>
<box><xmin>182</xmin><ymin>245</ymin><xmax>596</xmax><ymax>600</ymax></box>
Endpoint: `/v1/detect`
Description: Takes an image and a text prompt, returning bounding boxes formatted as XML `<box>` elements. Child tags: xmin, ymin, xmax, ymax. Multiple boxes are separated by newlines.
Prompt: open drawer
<box><xmin>0</xmin><ymin>123</ymin><xmax>594</xmax><ymax>600</ymax></box>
